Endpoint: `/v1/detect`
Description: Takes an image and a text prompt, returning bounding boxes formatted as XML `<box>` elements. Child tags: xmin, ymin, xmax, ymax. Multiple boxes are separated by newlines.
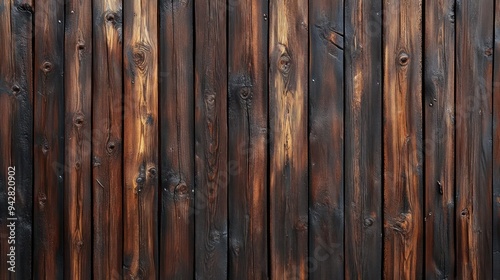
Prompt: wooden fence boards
<box><xmin>122</xmin><ymin>0</ymin><xmax>159</xmax><ymax>278</ymax></box>
<box><xmin>383</xmin><ymin>0</ymin><xmax>424</xmax><ymax>278</ymax></box>
<box><xmin>92</xmin><ymin>0</ymin><xmax>123</xmax><ymax>278</ymax></box>
<box><xmin>344</xmin><ymin>0</ymin><xmax>383</xmax><ymax>278</ymax></box>
<box><xmin>2</xmin><ymin>0</ymin><xmax>500</xmax><ymax>278</ymax></box>
<box><xmin>0</xmin><ymin>0</ymin><xmax>33</xmax><ymax>279</ymax></box>
<box><xmin>159</xmin><ymin>0</ymin><xmax>195</xmax><ymax>278</ymax></box>
<box><xmin>424</xmin><ymin>0</ymin><xmax>456</xmax><ymax>278</ymax></box>
<box><xmin>227</xmin><ymin>0</ymin><xmax>268</xmax><ymax>278</ymax></box>
<box><xmin>194</xmin><ymin>0</ymin><xmax>228</xmax><ymax>278</ymax></box>
<box><xmin>455</xmin><ymin>0</ymin><xmax>494</xmax><ymax>278</ymax></box>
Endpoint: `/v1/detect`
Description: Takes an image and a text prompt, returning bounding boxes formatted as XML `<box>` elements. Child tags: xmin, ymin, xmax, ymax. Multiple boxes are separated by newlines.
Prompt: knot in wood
<box><xmin>106</xmin><ymin>141</ymin><xmax>116</xmax><ymax>154</ymax></box>
<box><xmin>239</xmin><ymin>86</ymin><xmax>252</xmax><ymax>100</ymax></box>
<box><xmin>136</xmin><ymin>176</ymin><xmax>145</xmax><ymax>185</ymax></box>
<box><xmin>42</xmin><ymin>142</ymin><xmax>50</xmax><ymax>155</ymax></box>
<box><xmin>11</xmin><ymin>85</ymin><xmax>20</xmax><ymax>96</ymax></box>
<box><xmin>148</xmin><ymin>167</ymin><xmax>157</xmax><ymax>178</ymax></box>
<box><xmin>38</xmin><ymin>192</ymin><xmax>47</xmax><ymax>207</ymax></box>
<box><xmin>105</xmin><ymin>11</ymin><xmax>116</xmax><ymax>22</ymax></box>
<box><xmin>364</xmin><ymin>217</ymin><xmax>374</xmax><ymax>227</ymax></box>
<box><xmin>398</xmin><ymin>52</ymin><xmax>410</xmax><ymax>66</ymax></box>
<box><xmin>205</xmin><ymin>92</ymin><xmax>216</xmax><ymax>105</ymax></box>
<box><xmin>73</xmin><ymin>113</ymin><xmax>85</xmax><ymax>127</ymax></box>
<box><xmin>485</xmin><ymin>47</ymin><xmax>493</xmax><ymax>57</ymax></box>
<box><xmin>133</xmin><ymin>42</ymin><xmax>151</xmax><ymax>73</ymax></box>
<box><xmin>175</xmin><ymin>182</ymin><xmax>188</xmax><ymax>195</ymax></box>
<box><xmin>41</xmin><ymin>61</ymin><xmax>53</xmax><ymax>73</ymax></box>
<box><xmin>279</xmin><ymin>52</ymin><xmax>291</xmax><ymax>75</ymax></box>
<box><xmin>461</xmin><ymin>208</ymin><xmax>469</xmax><ymax>217</ymax></box>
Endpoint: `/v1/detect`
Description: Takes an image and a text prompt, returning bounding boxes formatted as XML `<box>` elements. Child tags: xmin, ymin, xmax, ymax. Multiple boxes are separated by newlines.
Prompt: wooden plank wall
<box><xmin>1</xmin><ymin>0</ymin><xmax>500</xmax><ymax>279</ymax></box>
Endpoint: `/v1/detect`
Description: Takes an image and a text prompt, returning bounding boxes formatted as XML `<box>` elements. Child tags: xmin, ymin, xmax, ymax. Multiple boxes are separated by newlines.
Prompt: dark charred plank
<box><xmin>269</xmin><ymin>0</ymin><xmax>308</xmax><ymax>278</ymax></box>
<box><xmin>159</xmin><ymin>0</ymin><xmax>195</xmax><ymax>278</ymax></box>
<box><xmin>494</xmin><ymin>0</ymin><xmax>500</xmax><ymax>277</ymax></box>
<box><xmin>344</xmin><ymin>0</ymin><xmax>383</xmax><ymax>278</ymax></box>
<box><xmin>455</xmin><ymin>0</ymin><xmax>494</xmax><ymax>278</ymax></box>
<box><xmin>228</xmin><ymin>0</ymin><xmax>269</xmax><ymax>278</ymax></box>
<box><xmin>383</xmin><ymin>0</ymin><xmax>424</xmax><ymax>278</ymax></box>
<box><xmin>123</xmin><ymin>0</ymin><xmax>159</xmax><ymax>278</ymax></box>
<box><xmin>0</xmin><ymin>0</ymin><xmax>34</xmax><ymax>279</ymax></box>
<box><xmin>194</xmin><ymin>0</ymin><xmax>228</xmax><ymax>278</ymax></box>
<box><xmin>424</xmin><ymin>0</ymin><xmax>456</xmax><ymax>278</ymax></box>
<box><xmin>92</xmin><ymin>0</ymin><xmax>123</xmax><ymax>278</ymax></box>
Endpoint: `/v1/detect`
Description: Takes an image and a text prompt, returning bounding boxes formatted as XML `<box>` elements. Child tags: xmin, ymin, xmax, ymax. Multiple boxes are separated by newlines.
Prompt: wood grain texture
<box><xmin>494</xmin><ymin>0</ymin><xmax>500</xmax><ymax>277</ymax></box>
<box><xmin>33</xmin><ymin>0</ymin><xmax>65</xmax><ymax>278</ymax></box>
<box><xmin>194</xmin><ymin>0</ymin><xmax>228</xmax><ymax>277</ymax></box>
<box><xmin>159</xmin><ymin>0</ymin><xmax>195</xmax><ymax>278</ymax></box>
<box><xmin>0</xmin><ymin>0</ymin><xmax>33</xmax><ymax>279</ymax></box>
<box><xmin>455</xmin><ymin>0</ymin><xmax>494</xmax><ymax>278</ymax></box>
<box><xmin>269</xmin><ymin>0</ymin><xmax>308</xmax><ymax>278</ymax></box>
<box><xmin>424</xmin><ymin>0</ymin><xmax>455</xmax><ymax>278</ymax></box>
<box><xmin>228</xmin><ymin>0</ymin><xmax>268</xmax><ymax>278</ymax></box>
<box><xmin>309</xmin><ymin>0</ymin><xmax>344</xmax><ymax>278</ymax></box>
<box><xmin>123</xmin><ymin>0</ymin><xmax>159</xmax><ymax>278</ymax></box>
<box><xmin>383</xmin><ymin>0</ymin><xmax>424</xmax><ymax>278</ymax></box>
<box><xmin>92</xmin><ymin>0</ymin><xmax>123</xmax><ymax>278</ymax></box>
<box><xmin>64</xmin><ymin>0</ymin><xmax>92</xmax><ymax>277</ymax></box>
<box><xmin>344</xmin><ymin>0</ymin><xmax>383</xmax><ymax>278</ymax></box>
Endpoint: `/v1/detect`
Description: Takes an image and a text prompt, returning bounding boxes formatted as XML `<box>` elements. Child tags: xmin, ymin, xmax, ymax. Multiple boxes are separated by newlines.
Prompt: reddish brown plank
<box><xmin>424</xmin><ymin>0</ymin><xmax>456</xmax><ymax>278</ymax></box>
<box><xmin>383</xmin><ymin>0</ymin><xmax>424</xmax><ymax>278</ymax></box>
<box><xmin>159</xmin><ymin>0</ymin><xmax>195</xmax><ymax>278</ymax></box>
<box><xmin>123</xmin><ymin>0</ymin><xmax>159</xmax><ymax>278</ymax></box>
<box><xmin>344</xmin><ymin>0</ymin><xmax>383</xmax><ymax>278</ymax></box>
<box><xmin>92</xmin><ymin>0</ymin><xmax>123</xmax><ymax>278</ymax></box>
<box><xmin>33</xmin><ymin>0</ymin><xmax>65</xmax><ymax>278</ymax></box>
<box><xmin>494</xmin><ymin>0</ymin><xmax>500</xmax><ymax>277</ymax></box>
<box><xmin>455</xmin><ymin>0</ymin><xmax>494</xmax><ymax>278</ymax></box>
<box><xmin>228</xmin><ymin>0</ymin><xmax>269</xmax><ymax>278</ymax></box>
<box><xmin>269</xmin><ymin>0</ymin><xmax>308</xmax><ymax>278</ymax></box>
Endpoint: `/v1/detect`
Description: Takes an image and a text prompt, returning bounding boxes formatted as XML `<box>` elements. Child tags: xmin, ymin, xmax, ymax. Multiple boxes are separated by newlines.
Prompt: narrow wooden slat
<box><xmin>494</xmin><ymin>0</ymin><xmax>500</xmax><ymax>277</ymax></box>
<box><xmin>455</xmin><ymin>0</ymin><xmax>494</xmax><ymax>278</ymax></box>
<box><xmin>228</xmin><ymin>0</ymin><xmax>268</xmax><ymax>278</ymax></box>
<box><xmin>0</xmin><ymin>0</ymin><xmax>33</xmax><ymax>278</ymax></box>
<box><xmin>194</xmin><ymin>0</ymin><xmax>228</xmax><ymax>277</ymax></box>
<box><xmin>123</xmin><ymin>0</ymin><xmax>159</xmax><ymax>277</ymax></box>
<box><xmin>309</xmin><ymin>0</ymin><xmax>344</xmax><ymax>277</ymax></box>
<box><xmin>159</xmin><ymin>0</ymin><xmax>195</xmax><ymax>278</ymax></box>
<box><xmin>383</xmin><ymin>0</ymin><xmax>424</xmax><ymax>278</ymax></box>
<box><xmin>33</xmin><ymin>0</ymin><xmax>65</xmax><ymax>278</ymax></box>
<box><xmin>64</xmin><ymin>0</ymin><xmax>92</xmax><ymax>277</ymax></box>
<box><xmin>344</xmin><ymin>0</ymin><xmax>383</xmax><ymax>278</ymax></box>
<box><xmin>269</xmin><ymin>0</ymin><xmax>308</xmax><ymax>278</ymax></box>
<box><xmin>92</xmin><ymin>0</ymin><xmax>123</xmax><ymax>278</ymax></box>
<box><xmin>424</xmin><ymin>0</ymin><xmax>455</xmax><ymax>278</ymax></box>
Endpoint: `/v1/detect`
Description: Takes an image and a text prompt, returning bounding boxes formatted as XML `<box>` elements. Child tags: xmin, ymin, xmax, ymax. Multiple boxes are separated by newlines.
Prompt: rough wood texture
<box><xmin>309</xmin><ymin>0</ymin><xmax>344</xmax><ymax>277</ymax></box>
<box><xmin>494</xmin><ymin>0</ymin><xmax>500</xmax><ymax>277</ymax></box>
<box><xmin>0</xmin><ymin>0</ymin><xmax>33</xmax><ymax>279</ymax></box>
<box><xmin>344</xmin><ymin>0</ymin><xmax>383</xmax><ymax>278</ymax></box>
<box><xmin>424</xmin><ymin>0</ymin><xmax>455</xmax><ymax>278</ymax></box>
<box><xmin>33</xmin><ymin>0</ymin><xmax>65</xmax><ymax>278</ymax></box>
<box><xmin>159</xmin><ymin>0</ymin><xmax>195</xmax><ymax>278</ymax></box>
<box><xmin>194</xmin><ymin>0</ymin><xmax>228</xmax><ymax>277</ymax></box>
<box><xmin>123</xmin><ymin>0</ymin><xmax>159</xmax><ymax>278</ymax></box>
<box><xmin>269</xmin><ymin>0</ymin><xmax>308</xmax><ymax>278</ymax></box>
<box><xmin>92</xmin><ymin>0</ymin><xmax>123</xmax><ymax>278</ymax></box>
<box><xmin>455</xmin><ymin>0</ymin><xmax>494</xmax><ymax>278</ymax></box>
<box><xmin>383</xmin><ymin>0</ymin><xmax>424</xmax><ymax>278</ymax></box>
<box><xmin>64</xmin><ymin>0</ymin><xmax>92</xmax><ymax>277</ymax></box>
<box><xmin>228</xmin><ymin>0</ymin><xmax>268</xmax><ymax>278</ymax></box>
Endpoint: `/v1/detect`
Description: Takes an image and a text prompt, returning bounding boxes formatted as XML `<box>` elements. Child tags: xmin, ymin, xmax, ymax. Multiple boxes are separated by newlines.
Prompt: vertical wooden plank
<box><xmin>123</xmin><ymin>0</ymin><xmax>159</xmax><ymax>277</ymax></box>
<box><xmin>194</xmin><ymin>0</ymin><xmax>228</xmax><ymax>277</ymax></box>
<box><xmin>383</xmin><ymin>0</ymin><xmax>423</xmax><ymax>278</ymax></box>
<box><xmin>92</xmin><ymin>0</ymin><xmax>123</xmax><ymax>278</ymax></box>
<box><xmin>424</xmin><ymin>0</ymin><xmax>456</xmax><ymax>278</ymax></box>
<box><xmin>494</xmin><ymin>0</ymin><xmax>500</xmax><ymax>276</ymax></box>
<box><xmin>33</xmin><ymin>0</ymin><xmax>65</xmax><ymax>277</ymax></box>
<box><xmin>455</xmin><ymin>0</ymin><xmax>494</xmax><ymax>278</ymax></box>
<box><xmin>0</xmin><ymin>0</ymin><xmax>33</xmax><ymax>278</ymax></box>
<box><xmin>64</xmin><ymin>0</ymin><xmax>92</xmax><ymax>277</ymax></box>
<box><xmin>308</xmin><ymin>0</ymin><xmax>343</xmax><ymax>277</ymax></box>
<box><xmin>228</xmin><ymin>0</ymin><xmax>268</xmax><ymax>278</ymax></box>
<box><xmin>344</xmin><ymin>0</ymin><xmax>383</xmax><ymax>278</ymax></box>
<box><xmin>159</xmin><ymin>0</ymin><xmax>195</xmax><ymax>278</ymax></box>
<box><xmin>269</xmin><ymin>0</ymin><xmax>308</xmax><ymax>278</ymax></box>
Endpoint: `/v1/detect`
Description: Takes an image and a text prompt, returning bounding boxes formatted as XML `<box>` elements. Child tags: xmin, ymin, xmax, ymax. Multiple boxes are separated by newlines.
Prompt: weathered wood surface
<box><xmin>383</xmin><ymin>0</ymin><xmax>424</xmax><ymax>278</ymax></box>
<box><xmin>0</xmin><ymin>0</ymin><xmax>33</xmax><ymax>279</ymax></box>
<box><xmin>344</xmin><ymin>0</ymin><xmax>383</xmax><ymax>278</ymax></box>
<box><xmin>228</xmin><ymin>0</ymin><xmax>268</xmax><ymax>278</ymax></box>
<box><xmin>92</xmin><ymin>0</ymin><xmax>123</xmax><ymax>278</ymax></box>
<box><xmin>494</xmin><ymin>0</ymin><xmax>500</xmax><ymax>277</ymax></box>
